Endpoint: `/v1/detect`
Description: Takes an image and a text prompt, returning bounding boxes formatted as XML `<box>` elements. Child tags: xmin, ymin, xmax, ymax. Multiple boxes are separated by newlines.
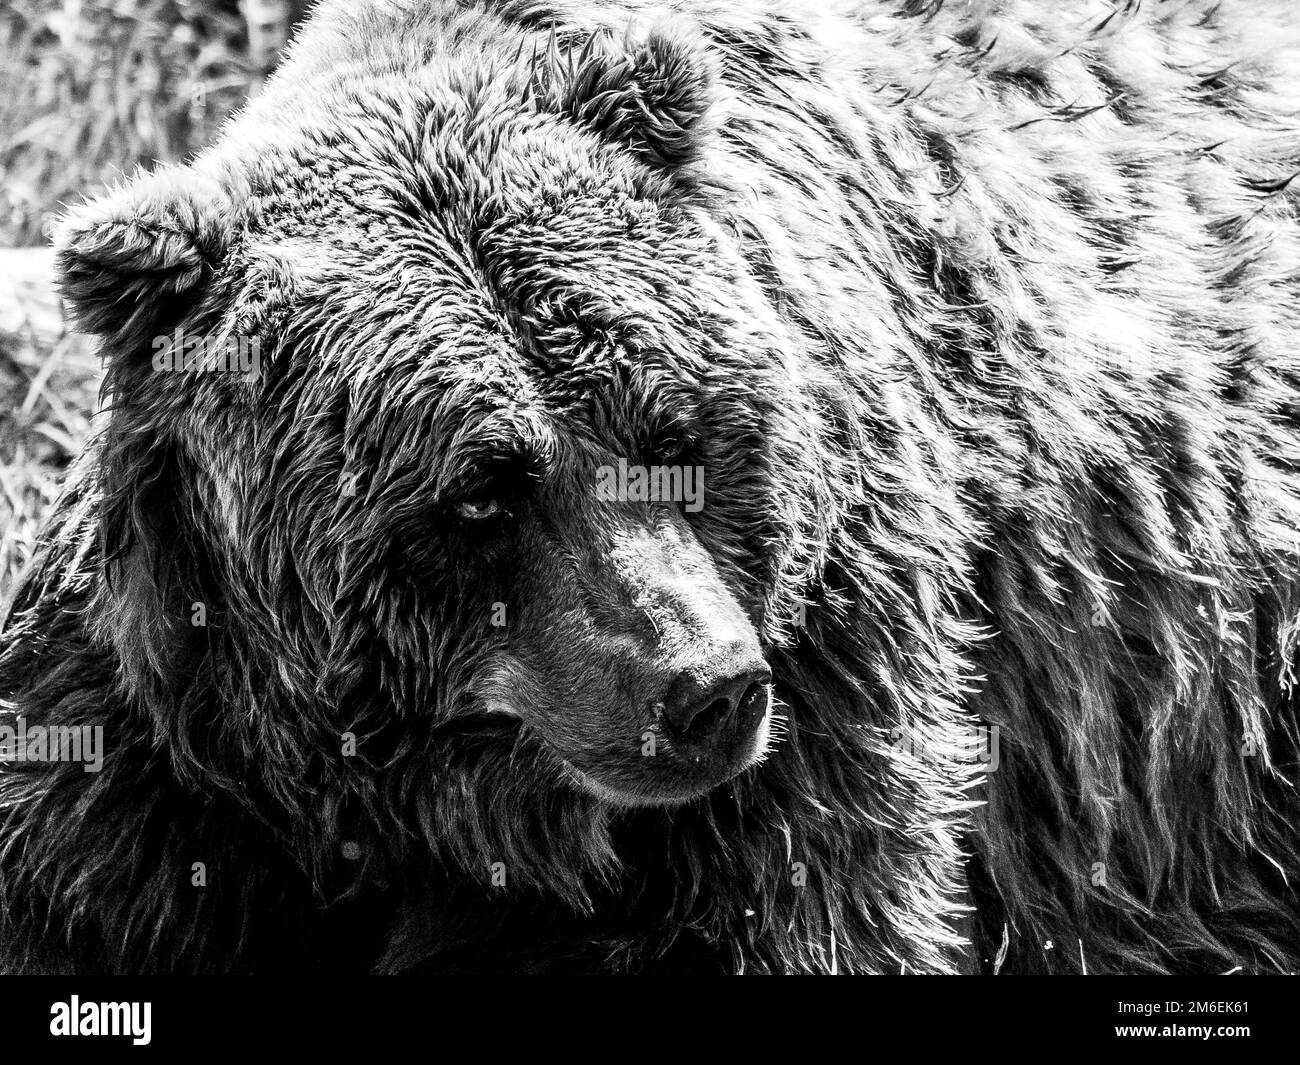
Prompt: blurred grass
<box><xmin>1</xmin><ymin>0</ymin><xmax>299</xmax><ymax>600</ymax></box>
<box><xmin>0</xmin><ymin>0</ymin><xmax>291</xmax><ymax>246</ymax></box>
<box><xmin>0</xmin><ymin>248</ymin><xmax>97</xmax><ymax>605</ymax></box>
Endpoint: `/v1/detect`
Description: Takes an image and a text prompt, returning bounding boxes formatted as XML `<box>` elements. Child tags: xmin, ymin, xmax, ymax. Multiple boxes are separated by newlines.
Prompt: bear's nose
<box><xmin>660</xmin><ymin>663</ymin><xmax>772</xmax><ymax>743</ymax></box>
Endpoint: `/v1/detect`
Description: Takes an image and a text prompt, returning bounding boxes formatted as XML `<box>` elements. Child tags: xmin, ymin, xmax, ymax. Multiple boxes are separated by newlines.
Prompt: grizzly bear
<box><xmin>2</xmin><ymin>0</ymin><xmax>1299</xmax><ymax>974</ymax></box>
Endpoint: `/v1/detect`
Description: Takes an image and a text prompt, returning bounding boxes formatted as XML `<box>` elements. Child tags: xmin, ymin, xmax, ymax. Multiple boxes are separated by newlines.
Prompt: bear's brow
<box><xmin>434</xmin><ymin>422</ymin><xmax>555</xmax><ymax>502</ymax></box>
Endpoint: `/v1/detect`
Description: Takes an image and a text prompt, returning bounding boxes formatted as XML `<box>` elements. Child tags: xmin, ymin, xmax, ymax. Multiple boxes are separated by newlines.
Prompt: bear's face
<box><xmin>56</xmin><ymin>22</ymin><xmax>832</xmax><ymax>809</ymax></box>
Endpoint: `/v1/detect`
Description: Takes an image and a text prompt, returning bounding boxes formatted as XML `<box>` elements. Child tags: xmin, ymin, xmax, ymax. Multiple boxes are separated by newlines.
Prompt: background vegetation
<box><xmin>0</xmin><ymin>0</ymin><xmax>299</xmax><ymax>599</ymax></box>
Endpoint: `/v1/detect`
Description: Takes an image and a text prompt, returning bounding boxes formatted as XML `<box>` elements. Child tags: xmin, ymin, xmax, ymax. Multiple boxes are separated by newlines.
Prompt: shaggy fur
<box><xmin>3</xmin><ymin>0</ymin><xmax>1300</xmax><ymax>974</ymax></box>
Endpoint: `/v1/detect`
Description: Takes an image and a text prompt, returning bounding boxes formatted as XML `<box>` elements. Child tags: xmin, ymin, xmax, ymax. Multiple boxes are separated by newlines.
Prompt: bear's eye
<box><xmin>454</xmin><ymin>497</ymin><xmax>503</xmax><ymax>521</ymax></box>
<box><xmin>650</xmin><ymin>433</ymin><xmax>699</xmax><ymax>468</ymax></box>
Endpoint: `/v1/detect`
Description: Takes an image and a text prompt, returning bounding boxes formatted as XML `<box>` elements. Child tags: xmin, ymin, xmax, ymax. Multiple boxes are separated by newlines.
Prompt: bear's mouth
<box><xmin>443</xmin><ymin>683</ymin><xmax>775</xmax><ymax>808</ymax></box>
<box><xmin>436</xmin><ymin>712</ymin><xmax>523</xmax><ymax>741</ymax></box>
<box><xmin>554</xmin><ymin>698</ymin><xmax>776</xmax><ymax>809</ymax></box>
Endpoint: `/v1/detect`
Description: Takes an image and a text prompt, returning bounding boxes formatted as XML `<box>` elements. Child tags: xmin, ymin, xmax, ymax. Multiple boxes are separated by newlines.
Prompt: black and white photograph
<box><xmin>0</xmin><ymin>0</ymin><xmax>1297</xmax><ymax>1043</ymax></box>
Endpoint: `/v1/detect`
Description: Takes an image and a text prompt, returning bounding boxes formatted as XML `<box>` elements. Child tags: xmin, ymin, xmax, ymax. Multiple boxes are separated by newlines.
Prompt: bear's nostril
<box><xmin>682</xmin><ymin>696</ymin><xmax>732</xmax><ymax>741</ymax></box>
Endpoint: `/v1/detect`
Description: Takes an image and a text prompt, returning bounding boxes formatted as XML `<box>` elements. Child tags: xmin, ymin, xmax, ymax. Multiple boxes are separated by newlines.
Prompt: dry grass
<box><xmin>0</xmin><ymin>248</ymin><xmax>98</xmax><ymax>605</ymax></box>
<box><xmin>0</xmin><ymin>0</ymin><xmax>272</xmax><ymax>246</ymax></box>
<box><xmin>1</xmin><ymin>1</ymin><xmax>296</xmax><ymax>606</ymax></box>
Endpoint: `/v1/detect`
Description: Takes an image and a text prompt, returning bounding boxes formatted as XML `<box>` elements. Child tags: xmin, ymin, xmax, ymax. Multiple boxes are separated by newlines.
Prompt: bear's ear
<box><xmin>54</xmin><ymin>165</ymin><xmax>234</xmax><ymax>348</ymax></box>
<box><xmin>544</xmin><ymin>21</ymin><xmax>717</xmax><ymax>173</ymax></box>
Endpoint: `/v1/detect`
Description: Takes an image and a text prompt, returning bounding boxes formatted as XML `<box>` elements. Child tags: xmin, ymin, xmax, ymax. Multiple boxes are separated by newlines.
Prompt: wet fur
<box><xmin>2</xmin><ymin>0</ymin><xmax>1300</xmax><ymax>973</ymax></box>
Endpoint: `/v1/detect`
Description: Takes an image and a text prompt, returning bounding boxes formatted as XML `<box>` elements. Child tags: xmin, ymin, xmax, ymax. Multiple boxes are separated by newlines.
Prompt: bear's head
<box><xmin>53</xmin><ymin>11</ymin><xmax>842</xmax><ymax>882</ymax></box>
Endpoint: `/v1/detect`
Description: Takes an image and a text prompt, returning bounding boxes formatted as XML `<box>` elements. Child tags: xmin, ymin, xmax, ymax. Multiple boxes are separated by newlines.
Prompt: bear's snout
<box><xmin>493</xmin><ymin>503</ymin><xmax>778</xmax><ymax>807</ymax></box>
